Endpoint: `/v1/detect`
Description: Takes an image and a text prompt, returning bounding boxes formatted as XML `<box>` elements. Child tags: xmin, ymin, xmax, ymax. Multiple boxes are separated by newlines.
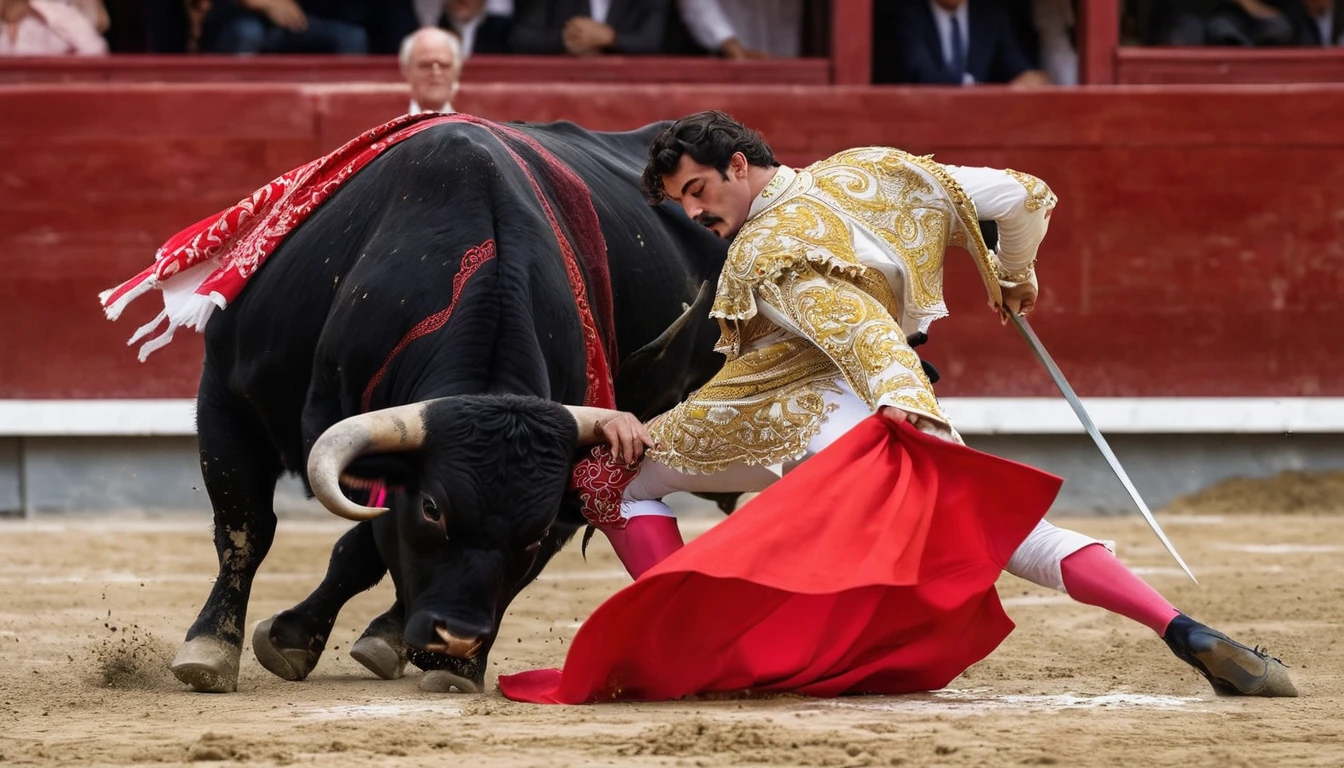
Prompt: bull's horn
<box><xmin>307</xmin><ymin>403</ymin><xmax>429</xmax><ymax>521</ymax></box>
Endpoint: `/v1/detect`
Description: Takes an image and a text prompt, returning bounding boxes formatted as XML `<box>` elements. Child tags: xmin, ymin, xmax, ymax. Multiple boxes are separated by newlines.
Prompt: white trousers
<box><xmin>622</xmin><ymin>380</ymin><xmax>1102</xmax><ymax>593</ymax></box>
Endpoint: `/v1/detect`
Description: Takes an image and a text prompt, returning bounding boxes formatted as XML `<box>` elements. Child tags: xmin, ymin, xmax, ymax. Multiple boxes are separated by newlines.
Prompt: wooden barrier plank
<box><xmin>1117</xmin><ymin>47</ymin><xmax>1344</xmax><ymax>85</ymax></box>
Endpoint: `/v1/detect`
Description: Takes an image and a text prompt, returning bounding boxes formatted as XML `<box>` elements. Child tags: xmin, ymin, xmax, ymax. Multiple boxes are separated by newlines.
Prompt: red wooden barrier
<box><xmin>2</xmin><ymin>83</ymin><xmax>1342</xmax><ymax>400</ymax></box>
<box><xmin>1117</xmin><ymin>48</ymin><xmax>1344</xmax><ymax>85</ymax></box>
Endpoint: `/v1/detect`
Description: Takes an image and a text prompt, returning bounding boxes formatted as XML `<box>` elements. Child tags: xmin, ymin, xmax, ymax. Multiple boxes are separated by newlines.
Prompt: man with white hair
<box><xmin>399</xmin><ymin>26</ymin><xmax>462</xmax><ymax>116</ymax></box>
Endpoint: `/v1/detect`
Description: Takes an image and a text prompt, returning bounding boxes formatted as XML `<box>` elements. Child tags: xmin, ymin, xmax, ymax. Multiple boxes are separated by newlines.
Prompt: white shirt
<box><xmin>455</xmin><ymin>13</ymin><xmax>484</xmax><ymax>57</ymax></box>
<box><xmin>1032</xmin><ymin>0</ymin><xmax>1076</xmax><ymax>85</ymax></box>
<box><xmin>1316</xmin><ymin>7</ymin><xmax>1337</xmax><ymax>46</ymax></box>
<box><xmin>677</xmin><ymin>0</ymin><xmax>803</xmax><ymax>58</ymax></box>
<box><xmin>413</xmin><ymin>0</ymin><xmax>514</xmax><ymax>56</ymax></box>
<box><xmin>409</xmin><ymin>100</ymin><xmax>456</xmax><ymax>116</ymax></box>
<box><xmin>928</xmin><ymin>0</ymin><xmax>974</xmax><ymax>85</ymax></box>
<box><xmin>589</xmin><ymin>0</ymin><xmax>611</xmax><ymax>23</ymax></box>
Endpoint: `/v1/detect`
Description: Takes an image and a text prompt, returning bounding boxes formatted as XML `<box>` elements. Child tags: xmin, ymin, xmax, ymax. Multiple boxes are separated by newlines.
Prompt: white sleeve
<box><xmin>677</xmin><ymin>0</ymin><xmax>738</xmax><ymax>51</ymax></box>
<box><xmin>944</xmin><ymin>164</ymin><xmax>1056</xmax><ymax>282</ymax></box>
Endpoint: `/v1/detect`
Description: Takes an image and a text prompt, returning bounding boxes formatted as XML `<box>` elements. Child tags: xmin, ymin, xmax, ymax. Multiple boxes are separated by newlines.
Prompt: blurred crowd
<box><xmin>2</xmin><ymin>0</ymin><xmax>1340</xmax><ymax>83</ymax></box>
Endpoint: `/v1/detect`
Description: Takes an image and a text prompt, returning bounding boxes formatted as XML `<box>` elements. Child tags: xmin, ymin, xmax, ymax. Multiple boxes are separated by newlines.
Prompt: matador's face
<box><xmin>660</xmin><ymin>152</ymin><xmax>754</xmax><ymax>240</ymax></box>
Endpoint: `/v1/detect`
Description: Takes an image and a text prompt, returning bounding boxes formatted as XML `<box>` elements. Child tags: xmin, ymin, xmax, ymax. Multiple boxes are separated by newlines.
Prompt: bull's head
<box><xmin>306</xmin><ymin>395</ymin><xmax>577</xmax><ymax>663</ymax></box>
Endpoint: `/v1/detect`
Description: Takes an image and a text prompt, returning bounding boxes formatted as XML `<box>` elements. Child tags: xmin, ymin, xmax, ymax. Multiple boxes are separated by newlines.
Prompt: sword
<box><xmin>1007</xmin><ymin>312</ymin><xmax>1199</xmax><ymax>584</ymax></box>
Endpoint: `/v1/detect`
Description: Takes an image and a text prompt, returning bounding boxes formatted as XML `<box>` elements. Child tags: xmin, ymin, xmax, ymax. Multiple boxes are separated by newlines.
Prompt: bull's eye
<box><xmin>421</xmin><ymin>495</ymin><xmax>441</xmax><ymax>523</ymax></box>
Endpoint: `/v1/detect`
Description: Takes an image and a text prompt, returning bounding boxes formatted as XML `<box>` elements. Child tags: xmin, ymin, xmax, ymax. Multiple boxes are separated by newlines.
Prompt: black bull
<box><xmin>169</xmin><ymin>119</ymin><xmax>730</xmax><ymax>693</ymax></box>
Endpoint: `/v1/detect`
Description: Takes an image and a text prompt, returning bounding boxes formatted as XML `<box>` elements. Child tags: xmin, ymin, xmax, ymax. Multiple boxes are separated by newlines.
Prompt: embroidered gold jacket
<box><xmin>648</xmin><ymin>147</ymin><xmax>1056</xmax><ymax>474</ymax></box>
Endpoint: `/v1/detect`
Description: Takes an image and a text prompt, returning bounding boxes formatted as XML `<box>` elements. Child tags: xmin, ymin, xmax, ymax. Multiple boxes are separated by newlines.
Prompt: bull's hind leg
<box><xmin>172</xmin><ymin>372</ymin><xmax>282</xmax><ymax>693</ymax></box>
<box><xmin>253</xmin><ymin>521</ymin><xmax>393</xmax><ymax>681</ymax></box>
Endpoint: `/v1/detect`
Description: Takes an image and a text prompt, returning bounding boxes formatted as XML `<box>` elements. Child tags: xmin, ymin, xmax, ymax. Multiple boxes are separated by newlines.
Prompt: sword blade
<box><xmin>1008</xmin><ymin>313</ymin><xmax>1199</xmax><ymax>584</ymax></box>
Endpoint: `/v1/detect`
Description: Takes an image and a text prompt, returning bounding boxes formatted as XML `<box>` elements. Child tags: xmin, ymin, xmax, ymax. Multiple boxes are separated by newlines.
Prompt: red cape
<box><xmin>498</xmin><ymin>416</ymin><xmax>1062</xmax><ymax>704</ymax></box>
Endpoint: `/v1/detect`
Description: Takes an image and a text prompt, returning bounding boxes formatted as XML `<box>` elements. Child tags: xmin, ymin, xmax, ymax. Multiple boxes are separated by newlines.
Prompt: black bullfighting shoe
<box><xmin>1163</xmin><ymin>614</ymin><xmax>1298</xmax><ymax>697</ymax></box>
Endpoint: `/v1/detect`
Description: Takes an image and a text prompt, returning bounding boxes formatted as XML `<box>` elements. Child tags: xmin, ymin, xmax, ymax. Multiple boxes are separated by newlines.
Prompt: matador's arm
<box><xmin>945</xmin><ymin>165</ymin><xmax>1057</xmax><ymax>290</ymax></box>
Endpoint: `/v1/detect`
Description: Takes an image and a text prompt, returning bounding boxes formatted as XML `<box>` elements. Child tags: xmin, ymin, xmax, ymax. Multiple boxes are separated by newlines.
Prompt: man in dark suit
<box><xmin>1277</xmin><ymin>0</ymin><xmax>1343</xmax><ymax>45</ymax></box>
<box><xmin>508</xmin><ymin>0</ymin><xmax>668</xmax><ymax>55</ymax></box>
<box><xmin>874</xmin><ymin>0</ymin><xmax>1050</xmax><ymax>85</ymax></box>
<box><xmin>436</xmin><ymin>0</ymin><xmax>512</xmax><ymax>55</ymax></box>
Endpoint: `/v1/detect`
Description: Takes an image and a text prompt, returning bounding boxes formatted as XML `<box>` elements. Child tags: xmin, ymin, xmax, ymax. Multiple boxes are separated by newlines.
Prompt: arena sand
<box><xmin>2</xmin><ymin>471</ymin><xmax>1342</xmax><ymax>767</ymax></box>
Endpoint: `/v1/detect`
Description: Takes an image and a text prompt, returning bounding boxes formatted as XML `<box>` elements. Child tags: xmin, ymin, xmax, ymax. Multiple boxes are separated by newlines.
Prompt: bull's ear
<box><xmin>614</xmin><ymin>279</ymin><xmax>718</xmax><ymax>420</ymax></box>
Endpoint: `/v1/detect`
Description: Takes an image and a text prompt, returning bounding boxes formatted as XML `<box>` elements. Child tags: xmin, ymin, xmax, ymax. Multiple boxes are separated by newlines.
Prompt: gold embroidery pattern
<box><xmin>758</xmin><ymin>169</ymin><xmax>788</xmax><ymax>200</ymax></box>
<box><xmin>1005</xmin><ymin>169</ymin><xmax>1057</xmax><ymax>213</ymax></box>
<box><xmin>647</xmin><ymin>338</ymin><xmax>843</xmax><ymax>473</ymax></box>
<box><xmin>757</xmin><ymin>263</ymin><xmax>946</xmax><ymax>423</ymax></box>
<box><xmin>711</xmin><ymin>193</ymin><xmax>865</xmax><ymax>353</ymax></box>
<box><xmin>809</xmin><ymin>151</ymin><xmax>952</xmax><ymax>312</ymax></box>
<box><xmin>901</xmin><ymin>151</ymin><xmax>1004</xmax><ymax>308</ymax></box>
<box><xmin>713</xmin><ymin>146</ymin><xmax>1004</xmax><ymax>333</ymax></box>
<box><xmin>997</xmin><ymin>260</ymin><xmax>1037</xmax><ymax>285</ymax></box>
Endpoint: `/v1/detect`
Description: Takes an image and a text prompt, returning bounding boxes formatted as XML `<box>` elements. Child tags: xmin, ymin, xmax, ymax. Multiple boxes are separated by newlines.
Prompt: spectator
<box><xmin>1151</xmin><ymin>0</ymin><xmax>1295</xmax><ymax>46</ymax></box>
<box><xmin>201</xmin><ymin>0</ymin><xmax>374</xmax><ymax>54</ymax></box>
<box><xmin>674</xmin><ymin>0</ymin><xmax>803</xmax><ymax>59</ymax></box>
<box><xmin>414</xmin><ymin>0</ymin><xmax>512</xmax><ymax>55</ymax></box>
<box><xmin>1278</xmin><ymin>0</ymin><xmax>1342</xmax><ymax>44</ymax></box>
<box><xmin>401</xmin><ymin>26</ymin><xmax>462</xmax><ymax>115</ymax></box>
<box><xmin>54</xmin><ymin>0</ymin><xmax>107</xmax><ymax>33</ymax></box>
<box><xmin>0</xmin><ymin>0</ymin><xmax>108</xmax><ymax>54</ymax></box>
<box><xmin>874</xmin><ymin>0</ymin><xmax>1051</xmax><ymax>86</ymax></box>
<box><xmin>1032</xmin><ymin>0</ymin><xmax>1076</xmax><ymax>85</ymax></box>
<box><xmin>509</xmin><ymin>0</ymin><xmax>668</xmax><ymax>56</ymax></box>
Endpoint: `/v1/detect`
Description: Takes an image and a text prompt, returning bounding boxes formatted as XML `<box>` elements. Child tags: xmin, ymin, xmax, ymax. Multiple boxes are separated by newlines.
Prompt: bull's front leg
<box><xmin>252</xmin><ymin>521</ymin><xmax>398</xmax><ymax>681</ymax></box>
<box><xmin>171</xmin><ymin>376</ymin><xmax>282</xmax><ymax>693</ymax></box>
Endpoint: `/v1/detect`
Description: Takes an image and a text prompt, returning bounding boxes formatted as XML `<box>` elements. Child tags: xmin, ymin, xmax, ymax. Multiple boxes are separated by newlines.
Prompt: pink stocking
<box><xmin>604</xmin><ymin>515</ymin><xmax>685</xmax><ymax>580</ymax></box>
<box><xmin>1060</xmin><ymin>543</ymin><xmax>1181</xmax><ymax>635</ymax></box>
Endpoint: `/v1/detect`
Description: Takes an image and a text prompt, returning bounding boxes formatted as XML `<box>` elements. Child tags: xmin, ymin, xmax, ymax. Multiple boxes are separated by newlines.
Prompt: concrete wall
<box><xmin>0</xmin><ymin>437</ymin><xmax>319</xmax><ymax>517</ymax></box>
<box><xmin>4</xmin><ymin>433</ymin><xmax>1341</xmax><ymax>518</ymax></box>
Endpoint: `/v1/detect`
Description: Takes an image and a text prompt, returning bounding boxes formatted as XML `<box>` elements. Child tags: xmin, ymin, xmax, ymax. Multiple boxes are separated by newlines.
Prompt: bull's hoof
<box><xmin>171</xmin><ymin>636</ymin><xmax>241</xmax><ymax>693</ymax></box>
<box><xmin>350</xmin><ymin>635</ymin><xmax>407</xmax><ymax>680</ymax></box>
<box><xmin>252</xmin><ymin>617</ymin><xmax>319</xmax><ymax>682</ymax></box>
<box><xmin>419</xmin><ymin>669</ymin><xmax>482</xmax><ymax>694</ymax></box>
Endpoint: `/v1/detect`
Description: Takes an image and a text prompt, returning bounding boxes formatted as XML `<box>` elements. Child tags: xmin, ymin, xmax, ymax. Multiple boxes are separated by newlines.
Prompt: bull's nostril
<box><xmin>432</xmin><ymin>624</ymin><xmax>482</xmax><ymax>659</ymax></box>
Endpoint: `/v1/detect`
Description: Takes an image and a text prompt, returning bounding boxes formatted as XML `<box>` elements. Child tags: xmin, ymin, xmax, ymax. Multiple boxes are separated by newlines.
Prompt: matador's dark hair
<box><xmin>640</xmin><ymin>110</ymin><xmax>779</xmax><ymax>205</ymax></box>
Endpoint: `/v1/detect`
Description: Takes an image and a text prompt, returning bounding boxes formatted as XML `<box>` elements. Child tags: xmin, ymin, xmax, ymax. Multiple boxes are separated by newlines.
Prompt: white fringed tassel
<box><xmin>175</xmin><ymin>291</ymin><xmax>224</xmax><ymax>333</ymax></box>
<box><xmin>98</xmin><ymin>275</ymin><xmax>157</xmax><ymax>321</ymax></box>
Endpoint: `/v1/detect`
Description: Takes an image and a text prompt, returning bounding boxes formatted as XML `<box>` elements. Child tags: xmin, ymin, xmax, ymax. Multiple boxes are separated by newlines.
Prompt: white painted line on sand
<box><xmin>826</xmin><ymin>688</ymin><xmax>1204</xmax><ymax>715</ymax></box>
<box><xmin>1000</xmin><ymin>595</ymin><xmax>1073</xmax><ymax>607</ymax></box>
<box><xmin>292</xmin><ymin>701</ymin><xmax>463</xmax><ymax>720</ymax></box>
<box><xmin>1216</xmin><ymin>543</ymin><xmax>1344</xmax><ymax>554</ymax></box>
<box><xmin>535</xmin><ymin>570</ymin><xmax>629</xmax><ymax>582</ymax></box>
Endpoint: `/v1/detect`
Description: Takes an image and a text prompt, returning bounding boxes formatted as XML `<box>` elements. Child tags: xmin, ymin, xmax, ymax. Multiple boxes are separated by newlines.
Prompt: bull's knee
<box><xmin>171</xmin><ymin>635</ymin><xmax>241</xmax><ymax>693</ymax></box>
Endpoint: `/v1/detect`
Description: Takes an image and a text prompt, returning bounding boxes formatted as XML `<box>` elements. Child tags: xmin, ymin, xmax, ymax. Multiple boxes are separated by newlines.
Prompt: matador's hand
<box><xmin>879</xmin><ymin>406</ymin><xmax>919</xmax><ymax>425</ymax></box>
<box><xmin>594</xmin><ymin>411</ymin><xmax>654</xmax><ymax>465</ymax></box>
<box><xmin>999</xmin><ymin>282</ymin><xmax>1038</xmax><ymax>323</ymax></box>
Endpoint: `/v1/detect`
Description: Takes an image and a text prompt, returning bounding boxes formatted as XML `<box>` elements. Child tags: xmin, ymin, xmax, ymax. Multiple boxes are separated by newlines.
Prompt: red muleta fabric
<box><xmin>499</xmin><ymin>416</ymin><xmax>1062</xmax><ymax>704</ymax></box>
